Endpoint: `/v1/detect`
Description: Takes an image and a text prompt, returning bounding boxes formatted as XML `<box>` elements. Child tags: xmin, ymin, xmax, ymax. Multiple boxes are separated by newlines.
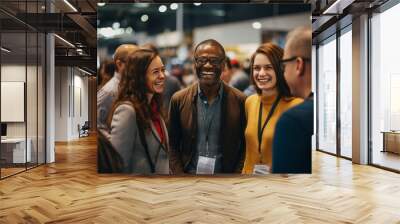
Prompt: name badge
<box><xmin>196</xmin><ymin>156</ymin><xmax>216</xmax><ymax>175</ymax></box>
<box><xmin>253</xmin><ymin>164</ymin><xmax>270</xmax><ymax>175</ymax></box>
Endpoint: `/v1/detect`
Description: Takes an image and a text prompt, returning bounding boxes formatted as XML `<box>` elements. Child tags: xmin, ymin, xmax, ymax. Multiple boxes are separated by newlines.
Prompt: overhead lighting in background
<box><xmin>194</xmin><ymin>3</ymin><xmax>202</xmax><ymax>6</ymax></box>
<box><xmin>63</xmin><ymin>0</ymin><xmax>78</xmax><ymax>12</ymax></box>
<box><xmin>214</xmin><ymin>10</ymin><xmax>225</xmax><ymax>17</ymax></box>
<box><xmin>170</xmin><ymin>3</ymin><xmax>178</xmax><ymax>10</ymax></box>
<box><xmin>135</xmin><ymin>3</ymin><xmax>150</xmax><ymax>8</ymax></box>
<box><xmin>41</xmin><ymin>5</ymin><xmax>46</xmax><ymax>11</ymax></box>
<box><xmin>78</xmin><ymin>67</ymin><xmax>93</xmax><ymax>76</ymax></box>
<box><xmin>1</xmin><ymin>47</ymin><xmax>11</xmax><ymax>53</ymax></box>
<box><xmin>252</xmin><ymin>22</ymin><xmax>262</xmax><ymax>30</ymax></box>
<box><xmin>97</xmin><ymin>3</ymin><xmax>106</xmax><ymax>7</ymax></box>
<box><xmin>54</xmin><ymin>34</ymin><xmax>75</xmax><ymax>48</ymax></box>
<box><xmin>98</xmin><ymin>27</ymin><xmax>125</xmax><ymax>39</ymax></box>
<box><xmin>159</xmin><ymin>5</ymin><xmax>167</xmax><ymax>13</ymax></box>
<box><xmin>141</xmin><ymin>14</ymin><xmax>149</xmax><ymax>22</ymax></box>
<box><xmin>112</xmin><ymin>22</ymin><xmax>120</xmax><ymax>29</ymax></box>
<box><xmin>125</xmin><ymin>27</ymin><xmax>133</xmax><ymax>34</ymax></box>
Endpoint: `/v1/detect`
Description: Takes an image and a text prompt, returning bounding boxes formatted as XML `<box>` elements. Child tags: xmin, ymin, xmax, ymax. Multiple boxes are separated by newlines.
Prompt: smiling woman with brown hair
<box><xmin>242</xmin><ymin>43</ymin><xmax>303</xmax><ymax>174</ymax></box>
<box><xmin>101</xmin><ymin>48</ymin><xmax>170</xmax><ymax>174</ymax></box>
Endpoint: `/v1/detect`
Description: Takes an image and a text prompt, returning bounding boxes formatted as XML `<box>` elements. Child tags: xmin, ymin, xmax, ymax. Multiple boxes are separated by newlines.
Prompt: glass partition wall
<box><xmin>339</xmin><ymin>27</ymin><xmax>352</xmax><ymax>159</ymax></box>
<box><xmin>316</xmin><ymin>25</ymin><xmax>353</xmax><ymax>160</ymax></box>
<box><xmin>317</xmin><ymin>35</ymin><xmax>337</xmax><ymax>155</ymax></box>
<box><xmin>0</xmin><ymin>1</ymin><xmax>46</xmax><ymax>179</ymax></box>
<box><xmin>370</xmin><ymin>2</ymin><xmax>400</xmax><ymax>171</ymax></box>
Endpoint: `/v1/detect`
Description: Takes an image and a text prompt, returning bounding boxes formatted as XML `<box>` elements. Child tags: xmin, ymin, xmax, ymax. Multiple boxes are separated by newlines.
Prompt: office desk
<box><xmin>381</xmin><ymin>131</ymin><xmax>400</xmax><ymax>154</ymax></box>
<box><xmin>1</xmin><ymin>138</ymin><xmax>31</xmax><ymax>163</ymax></box>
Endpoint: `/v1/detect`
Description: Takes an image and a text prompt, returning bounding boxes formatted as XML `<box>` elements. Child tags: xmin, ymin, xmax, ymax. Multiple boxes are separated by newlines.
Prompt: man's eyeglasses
<box><xmin>194</xmin><ymin>57</ymin><xmax>225</xmax><ymax>66</ymax></box>
<box><xmin>280</xmin><ymin>56</ymin><xmax>310</xmax><ymax>71</ymax></box>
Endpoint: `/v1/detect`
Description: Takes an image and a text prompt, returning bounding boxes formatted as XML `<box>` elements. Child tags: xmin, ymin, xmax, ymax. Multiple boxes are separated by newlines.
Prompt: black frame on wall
<box><xmin>0</xmin><ymin>0</ymin><xmax>47</xmax><ymax>180</ymax></box>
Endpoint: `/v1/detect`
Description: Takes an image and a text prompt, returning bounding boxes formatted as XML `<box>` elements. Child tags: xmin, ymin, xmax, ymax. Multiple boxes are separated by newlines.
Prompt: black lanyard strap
<box><xmin>257</xmin><ymin>95</ymin><xmax>281</xmax><ymax>154</ymax></box>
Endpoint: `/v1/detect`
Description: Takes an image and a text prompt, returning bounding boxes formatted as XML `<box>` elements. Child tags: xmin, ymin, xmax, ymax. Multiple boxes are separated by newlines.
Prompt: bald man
<box><xmin>272</xmin><ymin>26</ymin><xmax>313</xmax><ymax>173</ymax></box>
<box><xmin>97</xmin><ymin>44</ymin><xmax>138</xmax><ymax>129</ymax></box>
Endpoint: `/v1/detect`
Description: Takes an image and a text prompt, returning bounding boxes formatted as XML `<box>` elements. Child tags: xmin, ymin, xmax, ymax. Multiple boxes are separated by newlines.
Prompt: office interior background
<box><xmin>0</xmin><ymin>0</ymin><xmax>400</xmax><ymax>223</ymax></box>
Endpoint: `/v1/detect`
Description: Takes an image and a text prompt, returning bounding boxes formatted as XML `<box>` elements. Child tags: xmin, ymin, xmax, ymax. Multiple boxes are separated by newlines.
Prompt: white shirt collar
<box><xmin>114</xmin><ymin>72</ymin><xmax>121</xmax><ymax>80</ymax></box>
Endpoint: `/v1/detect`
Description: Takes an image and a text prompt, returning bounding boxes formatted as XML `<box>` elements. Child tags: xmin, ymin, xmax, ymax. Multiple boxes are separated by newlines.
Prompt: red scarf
<box><xmin>150</xmin><ymin>100</ymin><xmax>165</xmax><ymax>144</ymax></box>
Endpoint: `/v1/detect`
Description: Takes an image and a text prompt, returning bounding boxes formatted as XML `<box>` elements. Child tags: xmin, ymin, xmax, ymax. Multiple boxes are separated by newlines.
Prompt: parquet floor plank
<box><xmin>0</xmin><ymin>135</ymin><xmax>400</xmax><ymax>223</ymax></box>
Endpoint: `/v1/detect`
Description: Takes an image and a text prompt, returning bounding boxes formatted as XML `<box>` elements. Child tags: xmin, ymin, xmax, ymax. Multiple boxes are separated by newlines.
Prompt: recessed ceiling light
<box><xmin>125</xmin><ymin>27</ymin><xmax>133</xmax><ymax>34</ymax></box>
<box><xmin>112</xmin><ymin>22</ymin><xmax>120</xmax><ymax>29</ymax></box>
<box><xmin>159</xmin><ymin>5</ymin><xmax>167</xmax><ymax>13</ymax></box>
<box><xmin>141</xmin><ymin>14</ymin><xmax>149</xmax><ymax>22</ymax></box>
<box><xmin>194</xmin><ymin>3</ymin><xmax>202</xmax><ymax>6</ymax></box>
<box><xmin>252</xmin><ymin>22</ymin><xmax>261</xmax><ymax>30</ymax></box>
<box><xmin>97</xmin><ymin>3</ymin><xmax>106</xmax><ymax>7</ymax></box>
<box><xmin>170</xmin><ymin>3</ymin><xmax>178</xmax><ymax>10</ymax></box>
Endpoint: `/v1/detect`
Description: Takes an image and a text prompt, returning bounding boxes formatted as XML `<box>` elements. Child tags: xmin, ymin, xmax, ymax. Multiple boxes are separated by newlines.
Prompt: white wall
<box><xmin>54</xmin><ymin>67</ymin><xmax>89</xmax><ymax>141</ymax></box>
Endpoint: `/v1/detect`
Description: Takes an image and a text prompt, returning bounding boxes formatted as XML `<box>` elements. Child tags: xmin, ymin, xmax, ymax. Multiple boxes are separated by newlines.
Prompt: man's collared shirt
<box><xmin>97</xmin><ymin>72</ymin><xmax>121</xmax><ymax>129</ymax></box>
<box><xmin>187</xmin><ymin>83</ymin><xmax>224</xmax><ymax>173</ymax></box>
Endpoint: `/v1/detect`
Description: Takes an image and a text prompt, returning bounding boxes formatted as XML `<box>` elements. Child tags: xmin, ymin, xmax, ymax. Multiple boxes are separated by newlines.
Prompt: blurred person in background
<box><xmin>242</xmin><ymin>43</ymin><xmax>303</xmax><ymax>175</ymax></box>
<box><xmin>142</xmin><ymin>43</ymin><xmax>182</xmax><ymax>118</ymax></box>
<box><xmin>170</xmin><ymin>60</ymin><xmax>185</xmax><ymax>86</ymax></box>
<box><xmin>97</xmin><ymin>59</ymin><xmax>115</xmax><ymax>90</ymax></box>
<box><xmin>229</xmin><ymin>58</ymin><xmax>250</xmax><ymax>92</ymax></box>
<box><xmin>182</xmin><ymin>60</ymin><xmax>198</xmax><ymax>87</ymax></box>
<box><xmin>97</xmin><ymin>44</ymin><xmax>139</xmax><ymax>129</ymax></box>
<box><xmin>272</xmin><ymin>26</ymin><xmax>312</xmax><ymax>174</ymax></box>
<box><xmin>168</xmin><ymin>39</ymin><xmax>247</xmax><ymax>175</ymax></box>
<box><xmin>242</xmin><ymin>58</ymin><xmax>256</xmax><ymax>96</ymax></box>
<box><xmin>101</xmin><ymin>49</ymin><xmax>169</xmax><ymax>174</ymax></box>
<box><xmin>220</xmin><ymin>56</ymin><xmax>233</xmax><ymax>84</ymax></box>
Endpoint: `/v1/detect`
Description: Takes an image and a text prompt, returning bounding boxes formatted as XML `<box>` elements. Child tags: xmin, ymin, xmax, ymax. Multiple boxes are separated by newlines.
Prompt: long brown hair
<box><xmin>108</xmin><ymin>48</ymin><xmax>162</xmax><ymax>129</ymax></box>
<box><xmin>249</xmin><ymin>43</ymin><xmax>291</xmax><ymax>97</ymax></box>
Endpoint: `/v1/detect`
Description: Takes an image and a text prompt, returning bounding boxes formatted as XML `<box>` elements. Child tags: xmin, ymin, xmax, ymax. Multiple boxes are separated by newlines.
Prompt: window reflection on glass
<box><xmin>318</xmin><ymin>37</ymin><xmax>337</xmax><ymax>154</ymax></box>
<box><xmin>340</xmin><ymin>29</ymin><xmax>352</xmax><ymax>158</ymax></box>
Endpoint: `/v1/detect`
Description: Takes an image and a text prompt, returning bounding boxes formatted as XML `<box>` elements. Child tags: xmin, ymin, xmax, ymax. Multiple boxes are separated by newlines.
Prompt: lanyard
<box><xmin>257</xmin><ymin>95</ymin><xmax>281</xmax><ymax>154</ymax></box>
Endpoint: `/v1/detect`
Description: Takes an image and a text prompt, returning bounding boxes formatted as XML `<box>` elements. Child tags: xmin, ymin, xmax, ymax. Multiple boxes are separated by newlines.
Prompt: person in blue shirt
<box><xmin>272</xmin><ymin>26</ymin><xmax>313</xmax><ymax>173</ymax></box>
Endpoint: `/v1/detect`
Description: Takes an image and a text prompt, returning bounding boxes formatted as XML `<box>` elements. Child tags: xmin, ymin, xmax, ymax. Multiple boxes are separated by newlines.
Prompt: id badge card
<box><xmin>196</xmin><ymin>156</ymin><xmax>216</xmax><ymax>175</ymax></box>
<box><xmin>253</xmin><ymin>164</ymin><xmax>270</xmax><ymax>175</ymax></box>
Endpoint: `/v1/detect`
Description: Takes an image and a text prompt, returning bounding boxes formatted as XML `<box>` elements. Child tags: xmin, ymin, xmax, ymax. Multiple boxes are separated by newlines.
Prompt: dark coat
<box><xmin>168</xmin><ymin>82</ymin><xmax>247</xmax><ymax>174</ymax></box>
<box><xmin>272</xmin><ymin>95</ymin><xmax>313</xmax><ymax>173</ymax></box>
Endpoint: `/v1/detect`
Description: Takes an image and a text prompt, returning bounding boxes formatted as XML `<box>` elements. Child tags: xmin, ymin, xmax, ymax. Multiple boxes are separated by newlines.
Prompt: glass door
<box><xmin>317</xmin><ymin>35</ymin><xmax>337</xmax><ymax>155</ymax></box>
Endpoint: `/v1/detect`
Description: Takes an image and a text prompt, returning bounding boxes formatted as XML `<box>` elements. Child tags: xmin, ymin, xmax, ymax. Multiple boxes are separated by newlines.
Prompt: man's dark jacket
<box><xmin>271</xmin><ymin>95</ymin><xmax>313</xmax><ymax>173</ymax></box>
<box><xmin>168</xmin><ymin>82</ymin><xmax>247</xmax><ymax>174</ymax></box>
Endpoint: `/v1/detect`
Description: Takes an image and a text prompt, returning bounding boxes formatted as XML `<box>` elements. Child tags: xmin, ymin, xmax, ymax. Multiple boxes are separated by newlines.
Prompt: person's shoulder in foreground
<box><xmin>271</xmin><ymin>98</ymin><xmax>313</xmax><ymax>173</ymax></box>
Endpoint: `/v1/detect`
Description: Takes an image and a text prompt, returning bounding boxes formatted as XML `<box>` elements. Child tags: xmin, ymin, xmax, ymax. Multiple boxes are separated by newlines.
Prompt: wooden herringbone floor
<box><xmin>1</xmin><ymin>135</ymin><xmax>400</xmax><ymax>223</ymax></box>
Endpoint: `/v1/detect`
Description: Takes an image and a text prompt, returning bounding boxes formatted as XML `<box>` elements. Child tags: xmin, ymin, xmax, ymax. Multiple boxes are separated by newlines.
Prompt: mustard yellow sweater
<box><xmin>242</xmin><ymin>93</ymin><xmax>303</xmax><ymax>174</ymax></box>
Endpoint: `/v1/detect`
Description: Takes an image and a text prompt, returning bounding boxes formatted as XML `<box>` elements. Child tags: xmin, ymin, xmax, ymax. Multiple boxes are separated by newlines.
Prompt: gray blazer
<box><xmin>100</xmin><ymin>101</ymin><xmax>170</xmax><ymax>174</ymax></box>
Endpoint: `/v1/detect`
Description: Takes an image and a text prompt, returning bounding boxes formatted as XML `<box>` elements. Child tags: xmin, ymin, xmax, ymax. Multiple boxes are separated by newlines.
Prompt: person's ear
<box><xmin>296</xmin><ymin>57</ymin><xmax>305</xmax><ymax>77</ymax></box>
